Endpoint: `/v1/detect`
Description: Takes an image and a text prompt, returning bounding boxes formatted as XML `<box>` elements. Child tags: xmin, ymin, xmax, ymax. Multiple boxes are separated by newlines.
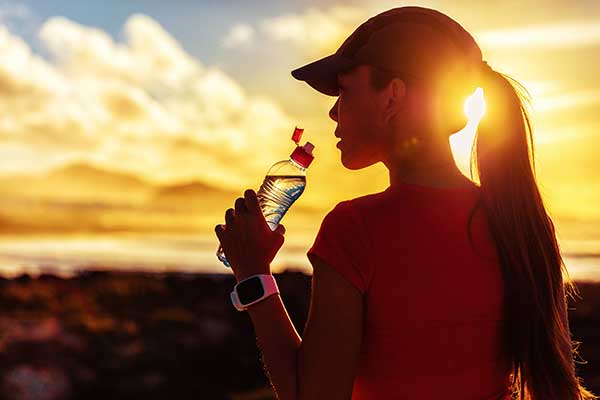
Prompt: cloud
<box><xmin>475</xmin><ymin>20</ymin><xmax>600</xmax><ymax>49</ymax></box>
<box><xmin>0</xmin><ymin>14</ymin><xmax>295</xmax><ymax>188</ymax></box>
<box><xmin>534</xmin><ymin>128</ymin><xmax>597</xmax><ymax>146</ymax></box>
<box><xmin>219</xmin><ymin>6</ymin><xmax>369</xmax><ymax>58</ymax></box>
<box><xmin>39</xmin><ymin>15</ymin><xmax>200</xmax><ymax>88</ymax></box>
<box><xmin>259</xmin><ymin>6</ymin><xmax>366</xmax><ymax>55</ymax></box>
<box><xmin>478</xmin><ymin>77</ymin><xmax>600</xmax><ymax>118</ymax></box>
<box><xmin>516</xmin><ymin>80</ymin><xmax>600</xmax><ymax>114</ymax></box>
<box><xmin>520</xmin><ymin>80</ymin><xmax>562</xmax><ymax>97</ymax></box>
<box><xmin>533</xmin><ymin>90</ymin><xmax>600</xmax><ymax>113</ymax></box>
<box><xmin>255</xmin><ymin>7</ymin><xmax>600</xmax><ymax>55</ymax></box>
<box><xmin>222</xmin><ymin>23</ymin><xmax>255</xmax><ymax>48</ymax></box>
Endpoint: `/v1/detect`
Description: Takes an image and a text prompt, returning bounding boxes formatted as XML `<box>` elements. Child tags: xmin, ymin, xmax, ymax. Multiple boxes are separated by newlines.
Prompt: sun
<box><xmin>464</xmin><ymin>87</ymin><xmax>486</xmax><ymax>123</ymax></box>
<box><xmin>449</xmin><ymin>87</ymin><xmax>487</xmax><ymax>182</ymax></box>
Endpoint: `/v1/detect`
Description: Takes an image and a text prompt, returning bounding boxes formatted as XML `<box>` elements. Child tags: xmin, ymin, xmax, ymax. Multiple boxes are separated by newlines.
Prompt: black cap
<box><xmin>291</xmin><ymin>6</ymin><xmax>483</xmax><ymax>96</ymax></box>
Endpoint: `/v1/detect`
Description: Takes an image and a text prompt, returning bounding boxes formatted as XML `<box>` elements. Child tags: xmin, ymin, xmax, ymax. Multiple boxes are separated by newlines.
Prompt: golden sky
<box><xmin>0</xmin><ymin>0</ymin><xmax>598</xmax><ymax>230</ymax></box>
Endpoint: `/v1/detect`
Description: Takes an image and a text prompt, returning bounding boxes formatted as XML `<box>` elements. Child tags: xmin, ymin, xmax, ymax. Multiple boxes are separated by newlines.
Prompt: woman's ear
<box><xmin>383</xmin><ymin>78</ymin><xmax>406</xmax><ymax>126</ymax></box>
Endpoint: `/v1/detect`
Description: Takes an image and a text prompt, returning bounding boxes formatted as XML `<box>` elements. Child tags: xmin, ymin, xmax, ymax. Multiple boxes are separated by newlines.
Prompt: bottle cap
<box><xmin>290</xmin><ymin>141</ymin><xmax>315</xmax><ymax>168</ymax></box>
<box><xmin>292</xmin><ymin>127</ymin><xmax>304</xmax><ymax>144</ymax></box>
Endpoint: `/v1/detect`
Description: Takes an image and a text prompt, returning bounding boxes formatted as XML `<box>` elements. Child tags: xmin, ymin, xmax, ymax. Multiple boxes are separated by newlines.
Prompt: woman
<box><xmin>215</xmin><ymin>6</ymin><xmax>596</xmax><ymax>400</ymax></box>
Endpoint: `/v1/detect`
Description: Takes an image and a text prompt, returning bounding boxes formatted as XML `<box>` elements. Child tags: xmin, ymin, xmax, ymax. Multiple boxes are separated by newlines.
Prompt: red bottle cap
<box><xmin>292</xmin><ymin>127</ymin><xmax>304</xmax><ymax>144</ymax></box>
<box><xmin>290</xmin><ymin>142</ymin><xmax>314</xmax><ymax>168</ymax></box>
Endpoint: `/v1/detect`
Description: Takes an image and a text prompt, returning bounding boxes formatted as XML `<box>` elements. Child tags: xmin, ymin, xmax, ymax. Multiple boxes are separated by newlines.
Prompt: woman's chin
<box><xmin>340</xmin><ymin>153</ymin><xmax>371</xmax><ymax>170</ymax></box>
<box><xmin>340</xmin><ymin>151</ymin><xmax>356</xmax><ymax>169</ymax></box>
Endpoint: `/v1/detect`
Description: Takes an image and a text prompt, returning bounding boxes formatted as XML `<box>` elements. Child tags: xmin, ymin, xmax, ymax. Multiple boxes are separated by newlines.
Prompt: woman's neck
<box><xmin>388</xmin><ymin>166</ymin><xmax>474</xmax><ymax>189</ymax></box>
<box><xmin>385</xmin><ymin>145</ymin><xmax>474</xmax><ymax>189</ymax></box>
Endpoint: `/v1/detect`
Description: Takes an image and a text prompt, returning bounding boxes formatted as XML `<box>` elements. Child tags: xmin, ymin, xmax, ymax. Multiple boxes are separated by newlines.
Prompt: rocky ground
<box><xmin>0</xmin><ymin>270</ymin><xmax>597</xmax><ymax>399</ymax></box>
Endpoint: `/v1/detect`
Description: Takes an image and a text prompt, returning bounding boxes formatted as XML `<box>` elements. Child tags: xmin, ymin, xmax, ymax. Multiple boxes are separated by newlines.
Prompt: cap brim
<box><xmin>291</xmin><ymin>53</ymin><xmax>356</xmax><ymax>96</ymax></box>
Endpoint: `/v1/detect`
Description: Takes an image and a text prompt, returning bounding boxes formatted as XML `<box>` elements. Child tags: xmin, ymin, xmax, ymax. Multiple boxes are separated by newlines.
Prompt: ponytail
<box><xmin>470</xmin><ymin>67</ymin><xmax>597</xmax><ymax>399</ymax></box>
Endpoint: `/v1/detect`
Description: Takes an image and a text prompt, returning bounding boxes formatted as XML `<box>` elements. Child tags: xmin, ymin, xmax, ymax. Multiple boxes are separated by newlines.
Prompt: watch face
<box><xmin>237</xmin><ymin>277</ymin><xmax>265</xmax><ymax>304</ymax></box>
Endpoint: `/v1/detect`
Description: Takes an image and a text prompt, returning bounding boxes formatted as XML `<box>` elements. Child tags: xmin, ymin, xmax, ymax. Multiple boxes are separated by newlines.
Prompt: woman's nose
<box><xmin>329</xmin><ymin>98</ymin><xmax>339</xmax><ymax>122</ymax></box>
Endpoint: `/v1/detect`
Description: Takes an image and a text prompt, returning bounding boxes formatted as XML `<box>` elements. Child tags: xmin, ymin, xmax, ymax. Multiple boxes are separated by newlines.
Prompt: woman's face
<box><xmin>329</xmin><ymin>65</ymin><xmax>472</xmax><ymax>171</ymax></box>
<box><xmin>328</xmin><ymin>65</ymin><xmax>392</xmax><ymax>170</ymax></box>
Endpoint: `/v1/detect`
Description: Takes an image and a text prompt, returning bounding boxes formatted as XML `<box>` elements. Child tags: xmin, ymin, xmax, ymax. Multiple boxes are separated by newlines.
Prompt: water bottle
<box><xmin>216</xmin><ymin>127</ymin><xmax>315</xmax><ymax>268</ymax></box>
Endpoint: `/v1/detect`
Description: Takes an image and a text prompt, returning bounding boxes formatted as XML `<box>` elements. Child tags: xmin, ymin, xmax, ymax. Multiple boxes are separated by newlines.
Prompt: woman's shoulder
<box><xmin>325</xmin><ymin>190</ymin><xmax>391</xmax><ymax>227</ymax></box>
<box><xmin>323</xmin><ymin>191</ymin><xmax>385</xmax><ymax>220</ymax></box>
<box><xmin>341</xmin><ymin>189</ymin><xmax>396</xmax><ymax>215</ymax></box>
<box><xmin>343</xmin><ymin>189</ymin><xmax>390</xmax><ymax>209</ymax></box>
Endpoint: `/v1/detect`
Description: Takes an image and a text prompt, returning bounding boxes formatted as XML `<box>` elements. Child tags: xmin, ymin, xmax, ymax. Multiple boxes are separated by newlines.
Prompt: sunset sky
<box><xmin>0</xmin><ymin>0</ymin><xmax>599</xmax><ymax>231</ymax></box>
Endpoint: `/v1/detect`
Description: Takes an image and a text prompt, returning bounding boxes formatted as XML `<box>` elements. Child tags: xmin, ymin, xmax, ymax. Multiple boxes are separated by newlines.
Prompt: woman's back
<box><xmin>308</xmin><ymin>181</ymin><xmax>512</xmax><ymax>399</ymax></box>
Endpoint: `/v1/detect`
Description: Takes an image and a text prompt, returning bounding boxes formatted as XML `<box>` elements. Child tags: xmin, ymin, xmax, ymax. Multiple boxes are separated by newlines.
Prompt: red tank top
<box><xmin>307</xmin><ymin>181</ymin><xmax>512</xmax><ymax>399</ymax></box>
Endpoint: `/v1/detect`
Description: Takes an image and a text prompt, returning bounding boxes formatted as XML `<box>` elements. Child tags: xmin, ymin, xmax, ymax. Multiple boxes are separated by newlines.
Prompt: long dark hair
<box><xmin>472</xmin><ymin>67</ymin><xmax>596</xmax><ymax>400</ymax></box>
<box><xmin>370</xmin><ymin>55</ymin><xmax>597</xmax><ymax>400</ymax></box>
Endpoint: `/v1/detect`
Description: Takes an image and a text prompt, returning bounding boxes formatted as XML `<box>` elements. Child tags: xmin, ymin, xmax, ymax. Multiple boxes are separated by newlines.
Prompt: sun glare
<box><xmin>464</xmin><ymin>87</ymin><xmax>486</xmax><ymax>123</ymax></box>
<box><xmin>450</xmin><ymin>87</ymin><xmax>487</xmax><ymax>182</ymax></box>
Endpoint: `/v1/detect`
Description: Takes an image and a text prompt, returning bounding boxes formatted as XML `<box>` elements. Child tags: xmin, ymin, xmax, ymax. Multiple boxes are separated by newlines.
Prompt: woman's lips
<box><xmin>336</xmin><ymin>140</ymin><xmax>343</xmax><ymax>148</ymax></box>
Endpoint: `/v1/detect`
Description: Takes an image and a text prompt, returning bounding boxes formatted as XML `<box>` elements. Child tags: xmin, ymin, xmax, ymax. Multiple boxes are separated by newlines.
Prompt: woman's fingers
<box><xmin>244</xmin><ymin>189</ymin><xmax>261</xmax><ymax>215</ymax></box>
<box><xmin>221</xmin><ymin>190</ymin><xmax>260</xmax><ymax>232</ymax></box>
<box><xmin>234</xmin><ymin>197</ymin><xmax>247</xmax><ymax>215</ymax></box>
<box><xmin>225</xmin><ymin>208</ymin><xmax>235</xmax><ymax>226</ymax></box>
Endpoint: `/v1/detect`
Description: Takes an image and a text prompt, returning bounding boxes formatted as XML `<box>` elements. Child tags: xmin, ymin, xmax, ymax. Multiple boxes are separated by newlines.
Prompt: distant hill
<box><xmin>0</xmin><ymin>162</ymin><xmax>237</xmax><ymax>205</ymax></box>
<box><xmin>154</xmin><ymin>181</ymin><xmax>233</xmax><ymax>198</ymax></box>
<box><xmin>150</xmin><ymin>180</ymin><xmax>238</xmax><ymax>213</ymax></box>
<box><xmin>0</xmin><ymin>162</ymin><xmax>320</xmax><ymax>233</ymax></box>
<box><xmin>46</xmin><ymin>162</ymin><xmax>150</xmax><ymax>190</ymax></box>
<box><xmin>0</xmin><ymin>162</ymin><xmax>153</xmax><ymax>204</ymax></box>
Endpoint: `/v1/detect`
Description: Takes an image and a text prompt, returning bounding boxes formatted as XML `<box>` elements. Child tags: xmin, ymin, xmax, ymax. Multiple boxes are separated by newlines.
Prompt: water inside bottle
<box><xmin>257</xmin><ymin>174</ymin><xmax>306</xmax><ymax>230</ymax></box>
<box><xmin>216</xmin><ymin>174</ymin><xmax>306</xmax><ymax>268</ymax></box>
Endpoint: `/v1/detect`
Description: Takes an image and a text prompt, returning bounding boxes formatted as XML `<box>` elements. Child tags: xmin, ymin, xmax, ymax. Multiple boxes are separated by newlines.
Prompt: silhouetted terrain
<box><xmin>0</xmin><ymin>269</ymin><xmax>597</xmax><ymax>399</ymax></box>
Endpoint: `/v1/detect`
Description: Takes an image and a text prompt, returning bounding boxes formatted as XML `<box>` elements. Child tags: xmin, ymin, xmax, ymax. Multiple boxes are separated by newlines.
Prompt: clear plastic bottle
<box><xmin>216</xmin><ymin>127</ymin><xmax>315</xmax><ymax>268</ymax></box>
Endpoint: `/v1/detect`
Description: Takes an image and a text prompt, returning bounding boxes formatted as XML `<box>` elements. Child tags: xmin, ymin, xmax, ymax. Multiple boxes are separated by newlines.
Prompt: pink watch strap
<box><xmin>231</xmin><ymin>274</ymin><xmax>280</xmax><ymax>311</ymax></box>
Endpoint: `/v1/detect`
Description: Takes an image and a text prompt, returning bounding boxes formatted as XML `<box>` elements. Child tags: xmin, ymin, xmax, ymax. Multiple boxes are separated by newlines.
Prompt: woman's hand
<box><xmin>215</xmin><ymin>189</ymin><xmax>286</xmax><ymax>282</ymax></box>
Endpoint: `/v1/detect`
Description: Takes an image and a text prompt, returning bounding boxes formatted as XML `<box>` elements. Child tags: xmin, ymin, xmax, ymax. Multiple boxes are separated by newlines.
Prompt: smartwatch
<box><xmin>230</xmin><ymin>274</ymin><xmax>280</xmax><ymax>311</ymax></box>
